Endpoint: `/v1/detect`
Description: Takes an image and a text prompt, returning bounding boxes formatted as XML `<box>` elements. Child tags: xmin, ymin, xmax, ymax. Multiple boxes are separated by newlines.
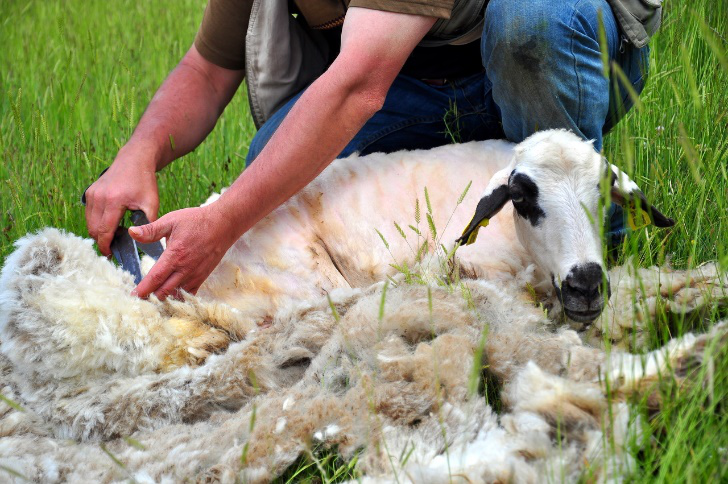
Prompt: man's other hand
<box><xmin>129</xmin><ymin>203</ymin><xmax>234</xmax><ymax>300</ymax></box>
<box><xmin>85</xmin><ymin>149</ymin><xmax>159</xmax><ymax>256</ymax></box>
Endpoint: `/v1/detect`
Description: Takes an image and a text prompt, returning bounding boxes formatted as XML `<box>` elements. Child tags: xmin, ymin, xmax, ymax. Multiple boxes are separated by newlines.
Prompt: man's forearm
<box><xmin>214</xmin><ymin>64</ymin><xmax>384</xmax><ymax>242</ymax></box>
<box><xmin>120</xmin><ymin>46</ymin><xmax>244</xmax><ymax>171</ymax></box>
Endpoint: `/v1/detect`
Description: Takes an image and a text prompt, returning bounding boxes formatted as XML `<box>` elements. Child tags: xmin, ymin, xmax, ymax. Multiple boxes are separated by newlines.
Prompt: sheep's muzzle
<box><xmin>554</xmin><ymin>262</ymin><xmax>611</xmax><ymax>325</ymax></box>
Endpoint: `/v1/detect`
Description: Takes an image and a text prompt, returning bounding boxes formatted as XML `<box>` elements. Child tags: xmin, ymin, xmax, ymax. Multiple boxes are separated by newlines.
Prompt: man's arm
<box><xmin>85</xmin><ymin>45</ymin><xmax>244</xmax><ymax>255</ymax></box>
<box><xmin>131</xmin><ymin>8</ymin><xmax>436</xmax><ymax>299</ymax></box>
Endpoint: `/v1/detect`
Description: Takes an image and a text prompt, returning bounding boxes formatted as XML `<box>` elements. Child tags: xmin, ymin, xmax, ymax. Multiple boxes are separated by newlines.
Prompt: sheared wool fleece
<box><xmin>0</xmin><ymin>140</ymin><xmax>726</xmax><ymax>483</ymax></box>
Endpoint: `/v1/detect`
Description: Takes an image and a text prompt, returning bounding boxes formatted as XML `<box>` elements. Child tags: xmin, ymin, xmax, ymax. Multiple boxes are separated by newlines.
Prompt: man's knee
<box><xmin>483</xmin><ymin>0</ymin><xmax>617</xmax><ymax>70</ymax></box>
<box><xmin>482</xmin><ymin>0</ymin><xmax>620</xmax><ymax>145</ymax></box>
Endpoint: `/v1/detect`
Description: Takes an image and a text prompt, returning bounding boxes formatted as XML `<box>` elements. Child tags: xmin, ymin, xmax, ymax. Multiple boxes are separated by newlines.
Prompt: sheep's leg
<box><xmin>485</xmin><ymin>329</ymin><xmax>606</xmax><ymax>383</ymax></box>
<box><xmin>499</xmin><ymin>321</ymin><xmax>726</xmax><ymax>458</ymax></box>
<box><xmin>483</xmin><ymin>263</ymin><xmax>727</xmax><ymax>385</ymax></box>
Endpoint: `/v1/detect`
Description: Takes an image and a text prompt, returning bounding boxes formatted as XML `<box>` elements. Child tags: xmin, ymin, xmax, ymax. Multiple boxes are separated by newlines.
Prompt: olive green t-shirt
<box><xmin>194</xmin><ymin>0</ymin><xmax>465</xmax><ymax>72</ymax></box>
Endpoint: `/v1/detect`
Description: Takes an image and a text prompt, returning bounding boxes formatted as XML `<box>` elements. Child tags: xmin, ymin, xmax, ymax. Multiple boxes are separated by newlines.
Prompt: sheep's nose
<box><xmin>557</xmin><ymin>262</ymin><xmax>610</xmax><ymax>324</ymax></box>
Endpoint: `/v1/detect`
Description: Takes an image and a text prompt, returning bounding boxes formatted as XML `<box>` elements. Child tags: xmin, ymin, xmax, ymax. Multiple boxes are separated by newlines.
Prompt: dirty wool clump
<box><xmin>584</xmin><ymin>261</ymin><xmax>728</xmax><ymax>350</ymax></box>
<box><xmin>0</xmin><ymin>228</ymin><xmax>726</xmax><ymax>483</ymax></box>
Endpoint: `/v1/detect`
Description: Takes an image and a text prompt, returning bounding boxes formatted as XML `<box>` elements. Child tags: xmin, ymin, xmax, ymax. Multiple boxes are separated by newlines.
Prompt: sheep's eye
<box><xmin>511</xmin><ymin>194</ymin><xmax>524</xmax><ymax>204</ymax></box>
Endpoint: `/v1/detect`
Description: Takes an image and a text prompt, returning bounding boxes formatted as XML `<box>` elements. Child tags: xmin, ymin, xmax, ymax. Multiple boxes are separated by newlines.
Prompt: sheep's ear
<box><xmin>457</xmin><ymin>168</ymin><xmax>512</xmax><ymax>246</ymax></box>
<box><xmin>608</xmin><ymin>164</ymin><xmax>675</xmax><ymax>229</ymax></box>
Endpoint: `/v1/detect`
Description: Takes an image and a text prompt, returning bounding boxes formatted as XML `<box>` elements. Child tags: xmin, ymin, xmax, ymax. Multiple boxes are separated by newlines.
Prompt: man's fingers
<box><xmin>181</xmin><ymin>276</ymin><xmax>206</xmax><ymax>296</ymax></box>
<box><xmin>129</xmin><ymin>217</ymin><xmax>171</xmax><ymax>243</ymax></box>
<box><xmin>84</xmin><ymin>184</ymin><xmax>127</xmax><ymax>255</ymax></box>
<box><xmin>96</xmin><ymin>206</ymin><xmax>127</xmax><ymax>256</ymax></box>
<box><xmin>95</xmin><ymin>225</ymin><xmax>114</xmax><ymax>257</ymax></box>
<box><xmin>152</xmin><ymin>271</ymin><xmax>186</xmax><ymax>301</ymax></box>
<box><xmin>187</xmin><ymin>280</ymin><xmax>204</xmax><ymax>296</ymax></box>
<box><xmin>127</xmin><ymin>206</ymin><xmax>227</xmax><ymax>300</ymax></box>
<box><xmin>140</xmin><ymin>199</ymin><xmax>160</xmax><ymax>223</ymax></box>
<box><xmin>132</xmin><ymin>255</ymin><xmax>176</xmax><ymax>298</ymax></box>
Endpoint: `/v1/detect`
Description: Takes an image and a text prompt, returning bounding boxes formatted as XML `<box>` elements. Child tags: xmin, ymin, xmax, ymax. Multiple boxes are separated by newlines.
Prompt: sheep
<box><xmin>0</xmin><ymin>130</ymin><xmax>724</xmax><ymax>482</ymax></box>
<box><xmin>193</xmin><ymin>129</ymin><xmax>673</xmax><ymax>328</ymax></box>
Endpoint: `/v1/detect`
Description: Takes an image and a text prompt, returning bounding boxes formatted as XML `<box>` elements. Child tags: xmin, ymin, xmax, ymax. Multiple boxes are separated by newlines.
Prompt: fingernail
<box><xmin>129</xmin><ymin>227</ymin><xmax>140</xmax><ymax>236</ymax></box>
<box><xmin>130</xmin><ymin>288</ymin><xmax>138</xmax><ymax>297</ymax></box>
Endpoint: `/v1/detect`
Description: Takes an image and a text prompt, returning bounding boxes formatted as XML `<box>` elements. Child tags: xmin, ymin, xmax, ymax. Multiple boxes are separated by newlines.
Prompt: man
<box><xmin>84</xmin><ymin>0</ymin><xmax>661</xmax><ymax>300</ymax></box>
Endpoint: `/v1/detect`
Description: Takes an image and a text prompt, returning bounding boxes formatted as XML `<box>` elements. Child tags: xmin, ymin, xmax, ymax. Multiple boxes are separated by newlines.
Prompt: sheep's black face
<box><xmin>553</xmin><ymin>263</ymin><xmax>611</xmax><ymax>325</ymax></box>
<box><xmin>509</xmin><ymin>162</ymin><xmax>610</xmax><ymax>328</ymax></box>
<box><xmin>459</xmin><ymin>130</ymin><xmax>675</xmax><ymax>330</ymax></box>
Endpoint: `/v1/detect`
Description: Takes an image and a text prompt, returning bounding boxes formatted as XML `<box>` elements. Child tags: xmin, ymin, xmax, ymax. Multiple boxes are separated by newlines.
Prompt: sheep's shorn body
<box><xmin>0</xmin><ymin>133</ymin><xmax>726</xmax><ymax>483</ymax></box>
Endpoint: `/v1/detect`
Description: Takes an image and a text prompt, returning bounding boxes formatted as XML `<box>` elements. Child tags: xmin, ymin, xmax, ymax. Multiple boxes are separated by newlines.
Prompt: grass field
<box><xmin>1</xmin><ymin>0</ymin><xmax>727</xmax><ymax>482</ymax></box>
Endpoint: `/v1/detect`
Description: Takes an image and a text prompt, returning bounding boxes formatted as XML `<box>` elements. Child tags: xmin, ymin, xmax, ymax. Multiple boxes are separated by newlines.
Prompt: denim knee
<box><xmin>484</xmin><ymin>0</ymin><xmax>617</xmax><ymax>54</ymax></box>
<box><xmin>483</xmin><ymin>0</ymin><xmax>620</xmax><ymax>147</ymax></box>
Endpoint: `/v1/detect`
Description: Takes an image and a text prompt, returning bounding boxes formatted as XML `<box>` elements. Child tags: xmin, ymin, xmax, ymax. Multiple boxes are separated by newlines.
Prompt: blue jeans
<box><xmin>246</xmin><ymin>0</ymin><xmax>648</xmax><ymax>163</ymax></box>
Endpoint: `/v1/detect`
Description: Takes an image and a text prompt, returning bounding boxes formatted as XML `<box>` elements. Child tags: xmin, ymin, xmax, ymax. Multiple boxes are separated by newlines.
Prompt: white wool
<box><xmin>313</xmin><ymin>424</ymin><xmax>341</xmax><ymax>441</ymax></box>
<box><xmin>0</xmin><ymin>231</ymin><xmax>722</xmax><ymax>483</ymax></box>
<box><xmin>275</xmin><ymin>417</ymin><xmax>286</xmax><ymax>434</ymax></box>
<box><xmin>586</xmin><ymin>262</ymin><xmax>728</xmax><ymax>350</ymax></box>
<box><xmin>0</xmin><ymin>133</ymin><xmax>725</xmax><ymax>483</ymax></box>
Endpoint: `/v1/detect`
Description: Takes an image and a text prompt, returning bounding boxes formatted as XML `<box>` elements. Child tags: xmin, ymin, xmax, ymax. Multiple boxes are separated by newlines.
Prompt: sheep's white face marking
<box><xmin>459</xmin><ymin>130</ymin><xmax>673</xmax><ymax>325</ymax></box>
<box><xmin>509</xmin><ymin>131</ymin><xmax>608</xmax><ymax>323</ymax></box>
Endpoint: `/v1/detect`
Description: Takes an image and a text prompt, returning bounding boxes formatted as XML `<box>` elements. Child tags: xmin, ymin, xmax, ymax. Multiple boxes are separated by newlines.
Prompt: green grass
<box><xmin>0</xmin><ymin>0</ymin><xmax>254</xmax><ymax>254</ymax></box>
<box><xmin>1</xmin><ymin>1</ymin><xmax>727</xmax><ymax>482</ymax></box>
<box><xmin>603</xmin><ymin>4</ymin><xmax>728</xmax><ymax>271</ymax></box>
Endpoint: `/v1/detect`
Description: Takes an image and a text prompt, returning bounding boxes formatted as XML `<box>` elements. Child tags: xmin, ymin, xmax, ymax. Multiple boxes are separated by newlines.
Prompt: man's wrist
<box><xmin>205</xmin><ymin>196</ymin><xmax>250</xmax><ymax>247</ymax></box>
<box><xmin>115</xmin><ymin>136</ymin><xmax>165</xmax><ymax>172</ymax></box>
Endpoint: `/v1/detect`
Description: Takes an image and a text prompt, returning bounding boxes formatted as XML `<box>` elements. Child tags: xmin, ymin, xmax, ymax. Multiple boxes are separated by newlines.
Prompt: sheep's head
<box><xmin>458</xmin><ymin>130</ymin><xmax>675</xmax><ymax>326</ymax></box>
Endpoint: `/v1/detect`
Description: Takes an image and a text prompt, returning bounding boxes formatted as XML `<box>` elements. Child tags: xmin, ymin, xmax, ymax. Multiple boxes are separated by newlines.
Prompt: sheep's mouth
<box><xmin>552</xmin><ymin>275</ymin><xmax>605</xmax><ymax>324</ymax></box>
<box><xmin>564</xmin><ymin>308</ymin><xmax>603</xmax><ymax>323</ymax></box>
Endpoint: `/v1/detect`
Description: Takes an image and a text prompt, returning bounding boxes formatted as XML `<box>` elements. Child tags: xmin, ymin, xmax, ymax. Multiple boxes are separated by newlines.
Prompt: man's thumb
<box><xmin>129</xmin><ymin>220</ymin><xmax>168</xmax><ymax>243</ymax></box>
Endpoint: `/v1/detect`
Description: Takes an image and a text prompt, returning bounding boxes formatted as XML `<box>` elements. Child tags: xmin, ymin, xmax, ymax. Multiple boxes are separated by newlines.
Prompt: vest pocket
<box><xmin>607</xmin><ymin>0</ymin><xmax>663</xmax><ymax>49</ymax></box>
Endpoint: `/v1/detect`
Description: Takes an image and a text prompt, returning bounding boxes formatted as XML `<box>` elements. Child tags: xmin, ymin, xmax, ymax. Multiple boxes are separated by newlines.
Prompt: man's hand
<box><xmin>85</xmin><ymin>148</ymin><xmax>159</xmax><ymax>256</ymax></box>
<box><xmin>129</xmin><ymin>202</ymin><xmax>235</xmax><ymax>299</ymax></box>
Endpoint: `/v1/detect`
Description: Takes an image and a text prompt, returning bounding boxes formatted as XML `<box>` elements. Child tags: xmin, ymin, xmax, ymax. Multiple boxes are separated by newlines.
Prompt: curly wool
<box><xmin>0</xmin><ymin>228</ymin><xmax>725</xmax><ymax>483</ymax></box>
